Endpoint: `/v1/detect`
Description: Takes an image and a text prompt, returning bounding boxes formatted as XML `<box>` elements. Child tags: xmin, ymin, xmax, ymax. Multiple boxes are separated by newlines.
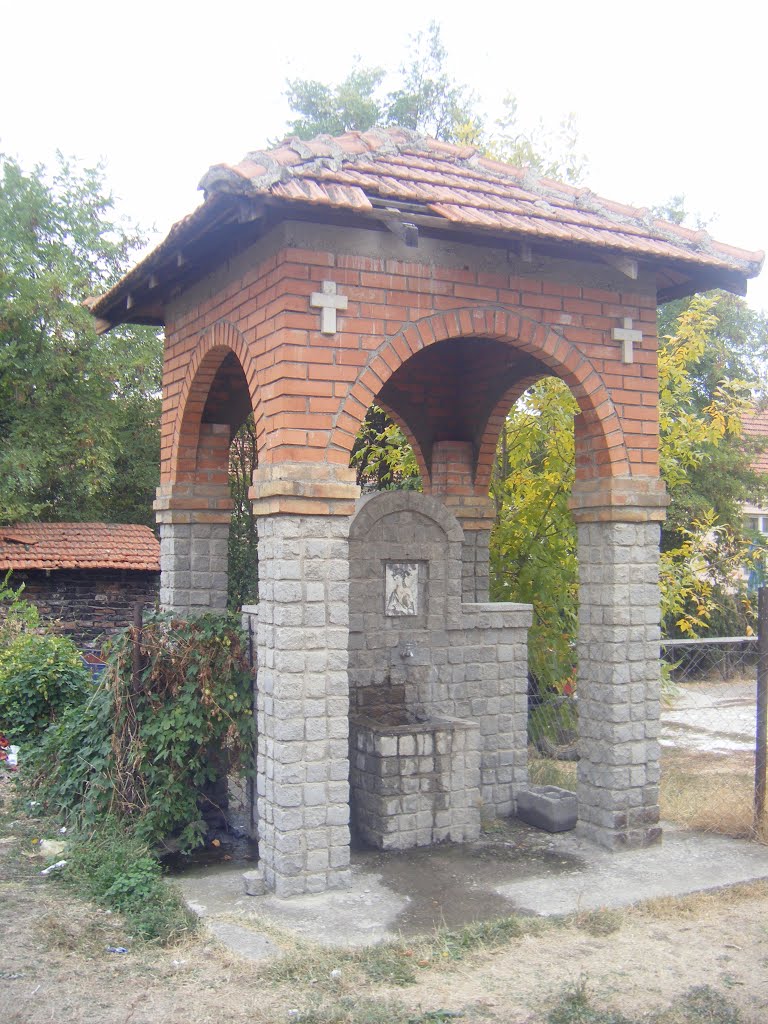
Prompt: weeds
<box><xmin>264</xmin><ymin>913</ymin><xmax>542</xmax><ymax>990</ymax></box>
<box><xmin>545</xmin><ymin>979</ymin><xmax>747</xmax><ymax>1024</ymax></box>
<box><xmin>55</xmin><ymin>819</ymin><xmax>197</xmax><ymax>944</ymax></box>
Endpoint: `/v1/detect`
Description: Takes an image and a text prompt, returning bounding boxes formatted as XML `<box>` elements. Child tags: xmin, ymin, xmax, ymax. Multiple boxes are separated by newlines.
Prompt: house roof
<box><xmin>0</xmin><ymin>523</ymin><xmax>160</xmax><ymax>572</ymax></box>
<box><xmin>743</xmin><ymin>412</ymin><xmax>768</xmax><ymax>475</ymax></box>
<box><xmin>88</xmin><ymin>128</ymin><xmax>764</xmax><ymax>331</ymax></box>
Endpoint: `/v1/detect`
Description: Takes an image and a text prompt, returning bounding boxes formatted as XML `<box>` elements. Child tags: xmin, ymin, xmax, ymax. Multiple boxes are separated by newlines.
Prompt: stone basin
<box><xmin>349</xmin><ymin>714</ymin><xmax>481</xmax><ymax>850</ymax></box>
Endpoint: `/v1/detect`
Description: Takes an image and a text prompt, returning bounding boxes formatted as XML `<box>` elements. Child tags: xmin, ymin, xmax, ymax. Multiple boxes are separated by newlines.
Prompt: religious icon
<box><xmin>385</xmin><ymin>562</ymin><xmax>419</xmax><ymax>616</ymax></box>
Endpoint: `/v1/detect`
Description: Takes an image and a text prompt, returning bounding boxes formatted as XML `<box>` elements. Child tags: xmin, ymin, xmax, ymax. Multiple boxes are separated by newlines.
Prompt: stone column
<box><xmin>154</xmin><ymin>482</ymin><xmax>233</xmax><ymax>614</ymax></box>
<box><xmin>248</xmin><ymin>463</ymin><xmax>359</xmax><ymax>897</ymax></box>
<box><xmin>570</xmin><ymin>478</ymin><xmax>668</xmax><ymax>850</ymax></box>
<box><xmin>154</xmin><ymin>423</ymin><xmax>233</xmax><ymax>615</ymax></box>
<box><xmin>426</xmin><ymin>440</ymin><xmax>494</xmax><ymax>602</ymax></box>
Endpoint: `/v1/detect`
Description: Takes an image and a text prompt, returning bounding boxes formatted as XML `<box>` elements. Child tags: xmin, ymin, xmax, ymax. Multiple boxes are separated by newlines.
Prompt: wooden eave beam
<box><xmin>657</xmin><ymin>267</ymin><xmax>749</xmax><ymax>303</ymax></box>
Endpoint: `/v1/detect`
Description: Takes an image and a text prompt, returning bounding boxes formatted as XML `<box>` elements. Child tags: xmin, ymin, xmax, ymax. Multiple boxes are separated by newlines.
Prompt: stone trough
<box><xmin>349</xmin><ymin>713</ymin><xmax>481</xmax><ymax>850</ymax></box>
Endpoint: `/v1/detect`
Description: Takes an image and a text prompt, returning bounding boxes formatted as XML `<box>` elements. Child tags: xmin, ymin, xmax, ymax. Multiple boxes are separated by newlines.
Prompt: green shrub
<box><xmin>25</xmin><ymin>611</ymin><xmax>254</xmax><ymax>851</ymax></box>
<box><xmin>0</xmin><ymin>628</ymin><xmax>91</xmax><ymax>742</ymax></box>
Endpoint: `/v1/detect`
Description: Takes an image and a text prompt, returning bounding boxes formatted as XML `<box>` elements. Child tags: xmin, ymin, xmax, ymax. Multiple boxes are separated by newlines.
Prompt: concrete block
<box><xmin>517</xmin><ymin>786</ymin><xmax>578</xmax><ymax>833</ymax></box>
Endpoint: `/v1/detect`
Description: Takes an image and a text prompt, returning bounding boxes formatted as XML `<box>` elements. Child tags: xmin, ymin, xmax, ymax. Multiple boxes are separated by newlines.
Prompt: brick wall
<box><xmin>6</xmin><ymin>569</ymin><xmax>159</xmax><ymax>649</ymax></box>
<box><xmin>162</xmin><ymin>223</ymin><xmax>660</xmax><ymax>504</ymax></box>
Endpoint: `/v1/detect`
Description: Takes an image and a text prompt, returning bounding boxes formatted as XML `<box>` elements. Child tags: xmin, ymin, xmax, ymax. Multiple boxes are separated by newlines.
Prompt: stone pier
<box><xmin>572</xmin><ymin>479</ymin><xmax>668</xmax><ymax>849</ymax></box>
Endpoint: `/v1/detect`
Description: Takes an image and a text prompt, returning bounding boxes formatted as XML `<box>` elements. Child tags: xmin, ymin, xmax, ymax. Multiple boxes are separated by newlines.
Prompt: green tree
<box><xmin>351</xmin><ymin>406</ymin><xmax>421</xmax><ymax>491</ymax></box>
<box><xmin>283</xmin><ymin>21</ymin><xmax>584</xmax><ymax>180</ymax></box>
<box><xmin>0</xmin><ymin>153</ymin><xmax>162</xmax><ymax>525</ymax></box>
<box><xmin>383</xmin><ymin>22</ymin><xmax>479</xmax><ymax>141</ymax></box>
<box><xmin>285</xmin><ymin>64</ymin><xmax>386</xmax><ymax>139</ymax></box>
<box><xmin>485</xmin><ymin>95</ymin><xmax>587</xmax><ymax>184</ymax></box>
<box><xmin>489</xmin><ymin>378</ymin><xmax>579</xmax><ymax>690</ymax></box>
<box><xmin>227</xmin><ymin>416</ymin><xmax>259</xmax><ymax>610</ymax></box>
<box><xmin>658</xmin><ymin>292</ymin><xmax>767</xmax><ymax>544</ymax></box>
<box><xmin>285</xmin><ymin>22</ymin><xmax>479</xmax><ymax>144</ymax></box>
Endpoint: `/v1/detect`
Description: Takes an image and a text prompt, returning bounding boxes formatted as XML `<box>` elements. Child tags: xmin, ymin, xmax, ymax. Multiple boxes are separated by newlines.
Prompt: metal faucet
<box><xmin>400</xmin><ymin>641</ymin><xmax>415</xmax><ymax>659</ymax></box>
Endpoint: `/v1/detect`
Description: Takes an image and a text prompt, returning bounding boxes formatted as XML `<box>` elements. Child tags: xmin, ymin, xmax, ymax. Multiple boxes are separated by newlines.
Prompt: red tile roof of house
<box><xmin>0</xmin><ymin>523</ymin><xmax>160</xmax><ymax>572</ymax></box>
<box><xmin>88</xmin><ymin>129</ymin><xmax>764</xmax><ymax>330</ymax></box>
<box><xmin>743</xmin><ymin>412</ymin><xmax>768</xmax><ymax>474</ymax></box>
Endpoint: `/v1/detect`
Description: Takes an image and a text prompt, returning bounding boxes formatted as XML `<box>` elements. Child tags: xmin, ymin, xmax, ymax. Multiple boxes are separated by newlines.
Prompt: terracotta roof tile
<box><xmin>88</xmin><ymin>129</ymin><xmax>764</xmax><ymax>324</ymax></box>
<box><xmin>0</xmin><ymin>523</ymin><xmax>160</xmax><ymax>572</ymax></box>
<box><xmin>207</xmin><ymin>132</ymin><xmax>765</xmax><ymax>275</ymax></box>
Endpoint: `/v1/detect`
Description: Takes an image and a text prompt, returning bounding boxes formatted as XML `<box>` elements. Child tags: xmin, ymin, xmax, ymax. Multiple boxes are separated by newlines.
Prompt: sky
<box><xmin>3</xmin><ymin>0</ymin><xmax>767</xmax><ymax>310</ymax></box>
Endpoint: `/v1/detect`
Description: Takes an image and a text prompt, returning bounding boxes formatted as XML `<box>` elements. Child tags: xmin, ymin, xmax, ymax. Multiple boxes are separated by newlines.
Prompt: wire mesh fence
<box><xmin>660</xmin><ymin>637</ymin><xmax>761</xmax><ymax>840</ymax></box>
<box><xmin>526</xmin><ymin>635</ymin><xmax>767</xmax><ymax>842</ymax></box>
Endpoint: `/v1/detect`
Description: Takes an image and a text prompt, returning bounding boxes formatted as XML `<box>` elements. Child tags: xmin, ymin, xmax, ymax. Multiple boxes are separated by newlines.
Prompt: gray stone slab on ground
<box><xmin>177</xmin><ymin>824</ymin><xmax>768</xmax><ymax>955</ymax></box>
<box><xmin>495</xmin><ymin>825</ymin><xmax>768</xmax><ymax>916</ymax></box>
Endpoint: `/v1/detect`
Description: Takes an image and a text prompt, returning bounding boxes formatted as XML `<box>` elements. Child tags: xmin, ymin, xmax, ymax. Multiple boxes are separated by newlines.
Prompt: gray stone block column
<box><xmin>249</xmin><ymin>463</ymin><xmax>359</xmax><ymax>896</ymax></box>
<box><xmin>154</xmin><ymin>482</ymin><xmax>233</xmax><ymax>615</ymax></box>
<box><xmin>571</xmin><ymin>478</ymin><xmax>668</xmax><ymax>850</ymax></box>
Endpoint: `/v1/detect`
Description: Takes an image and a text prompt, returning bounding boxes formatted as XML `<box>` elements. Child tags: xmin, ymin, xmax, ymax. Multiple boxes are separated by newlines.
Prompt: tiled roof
<box><xmin>743</xmin><ymin>412</ymin><xmax>768</xmax><ymax>475</ymax></box>
<box><xmin>0</xmin><ymin>523</ymin><xmax>160</xmax><ymax>572</ymax></box>
<box><xmin>204</xmin><ymin>132</ymin><xmax>763</xmax><ymax>274</ymax></box>
<box><xmin>88</xmin><ymin>129</ymin><xmax>764</xmax><ymax>326</ymax></box>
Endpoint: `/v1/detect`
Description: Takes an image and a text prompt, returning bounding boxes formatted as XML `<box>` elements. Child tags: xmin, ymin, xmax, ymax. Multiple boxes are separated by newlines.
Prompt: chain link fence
<box><xmin>660</xmin><ymin>636</ymin><xmax>763</xmax><ymax>840</ymax></box>
<box><xmin>526</xmin><ymin>634</ymin><xmax>767</xmax><ymax>842</ymax></box>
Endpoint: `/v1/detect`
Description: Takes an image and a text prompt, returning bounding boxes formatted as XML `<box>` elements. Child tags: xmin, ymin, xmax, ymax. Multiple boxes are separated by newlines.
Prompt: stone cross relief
<box><xmin>611</xmin><ymin>317</ymin><xmax>643</xmax><ymax>364</ymax></box>
<box><xmin>310</xmin><ymin>280</ymin><xmax>348</xmax><ymax>335</ymax></box>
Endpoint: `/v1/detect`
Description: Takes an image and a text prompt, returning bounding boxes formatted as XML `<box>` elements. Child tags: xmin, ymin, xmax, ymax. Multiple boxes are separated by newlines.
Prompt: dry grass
<box><xmin>660</xmin><ymin>749</ymin><xmax>767</xmax><ymax>842</ymax></box>
<box><xmin>528</xmin><ymin>747</ymin><xmax>768</xmax><ymax>843</ymax></box>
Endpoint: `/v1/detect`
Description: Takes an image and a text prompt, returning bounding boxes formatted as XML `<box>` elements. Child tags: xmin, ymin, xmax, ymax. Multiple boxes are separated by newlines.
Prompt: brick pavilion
<box><xmin>89</xmin><ymin>129</ymin><xmax>763</xmax><ymax>896</ymax></box>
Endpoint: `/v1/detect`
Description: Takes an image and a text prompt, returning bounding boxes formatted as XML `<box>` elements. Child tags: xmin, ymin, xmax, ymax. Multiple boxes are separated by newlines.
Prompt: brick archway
<box><xmin>167</xmin><ymin>319</ymin><xmax>260</xmax><ymax>485</ymax></box>
<box><xmin>330</xmin><ymin>306</ymin><xmax>628</xmax><ymax>485</ymax></box>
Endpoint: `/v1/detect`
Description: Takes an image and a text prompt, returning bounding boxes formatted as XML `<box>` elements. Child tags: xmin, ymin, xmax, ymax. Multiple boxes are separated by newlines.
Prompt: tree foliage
<box><xmin>227</xmin><ymin>416</ymin><xmax>259</xmax><ymax>610</ymax></box>
<box><xmin>24</xmin><ymin>612</ymin><xmax>254</xmax><ymax>852</ymax></box>
<box><xmin>283</xmin><ymin>21</ymin><xmax>584</xmax><ymax>182</ymax></box>
<box><xmin>489</xmin><ymin>379</ymin><xmax>579</xmax><ymax>690</ymax></box>
<box><xmin>0</xmin><ymin>153</ymin><xmax>162</xmax><ymax>525</ymax></box>
<box><xmin>0</xmin><ymin>573</ymin><xmax>91</xmax><ymax>741</ymax></box>
<box><xmin>351</xmin><ymin>406</ymin><xmax>421</xmax><ymax>491</ymax></box>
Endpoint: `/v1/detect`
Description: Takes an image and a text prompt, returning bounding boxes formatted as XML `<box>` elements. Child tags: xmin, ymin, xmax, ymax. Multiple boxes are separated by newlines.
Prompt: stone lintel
<box><xmin>250</xmin><ymin>461</ymin><xmax>360</xmax><ymax>517</ymax></box>
<box><xmin>569</xmin><ymin>476</ymin><xmax>669</xmax><ymax>524</ymax></box>
<box><xmin>154</xmin><ymin>482</ymin><xmax>233</xmax><ymax>522</ymax></box>
<box><xmin>250</xmin><ymin>496</ymin><xmax>357</xmax><ymax>517</ymax></box>
<box><xmin>154</xmin><ymin>508</ymin><xmax>233</xmax><ymax>525</ymax></box>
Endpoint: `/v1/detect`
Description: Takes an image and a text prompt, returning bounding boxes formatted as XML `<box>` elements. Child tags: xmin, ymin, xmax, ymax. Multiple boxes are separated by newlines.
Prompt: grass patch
<box><xmin>528</xmin><ymin>756</ymin><xmax>577</xmax><ymax>791</ymax></box>
<box><xmin>58</xmin><ymin>819</ymin><xmax>197</xmax><ymax>945</ymax></box>
<box><xmin>567</xmin><ymin>908</ymin><xmax>624</xmax><ymax>937</ymax></box>
<box><xmin>263</xmin><ymin>912</ymin><xmax>545</xmax><ymax>989</ymax></box>
<box><xmin>633</xmin><ymin>879</ymin><xmax>768</xmax><ymax>922</ymax></box>
<box><xmin>545</xmin><ymin>980</ymin><xmax>748</xmax><ymax>1024</ymax></box>
<box><xmin>660</xmin><ymin>754</ymin><xmax>758</xmax><ymax>840</ymax></box>
<box><xmin>286</xmin><ymin>997</ymin><xmax>463</xmax><ymax>1024</ymax></box>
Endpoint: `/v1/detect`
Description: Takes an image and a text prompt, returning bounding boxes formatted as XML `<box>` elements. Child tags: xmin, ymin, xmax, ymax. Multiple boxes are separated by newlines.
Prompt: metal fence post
<box><xmin>755</xmin><ymin>587</ymin><xmax>768</xmax><ymax>832</ymax></box>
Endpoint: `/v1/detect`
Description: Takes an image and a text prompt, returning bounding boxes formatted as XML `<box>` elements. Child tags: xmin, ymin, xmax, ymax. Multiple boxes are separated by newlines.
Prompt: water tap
<box><xmin>400</xmin><ymin>641</ymin><xmax>415</xmax><ymax>659</ymax></box>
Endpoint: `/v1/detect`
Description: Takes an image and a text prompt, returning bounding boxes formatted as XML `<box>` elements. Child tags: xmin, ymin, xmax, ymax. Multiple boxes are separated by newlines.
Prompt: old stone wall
<box><xmin>6</xmin><ymin>569</ymin><xmax>159</xmax><ymax>648</ymax></box>
<box><xmin>249</xmin><ymin>513</ymin><xmax>352</xmax><ymax>897</ymax></box>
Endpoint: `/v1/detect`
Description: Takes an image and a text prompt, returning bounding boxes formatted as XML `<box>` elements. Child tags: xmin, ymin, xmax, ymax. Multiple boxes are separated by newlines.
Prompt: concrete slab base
<box><xmin>175</xmin><ymin>822</ymin><xmax>768</xmax><ymax>956</ymax></box>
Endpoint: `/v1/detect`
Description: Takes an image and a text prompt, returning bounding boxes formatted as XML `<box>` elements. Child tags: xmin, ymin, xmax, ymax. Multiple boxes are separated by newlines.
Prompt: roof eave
<box><xmin>87</xmin><ymin>190</ymin><xmax>764</xmax><ymax>332</ymax></box>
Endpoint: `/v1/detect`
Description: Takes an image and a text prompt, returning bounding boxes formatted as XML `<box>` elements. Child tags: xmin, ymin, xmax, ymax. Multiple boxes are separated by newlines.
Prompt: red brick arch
<box><xmin>330</xmin><ymin>306</ymin><xmax>629</xmax><ymax>484</ymax></box>
<box><xmin>375</xmin><ymin>399</ymin><xmax>431</xmax><ymax>484</ymax></box>
<box><xmin>169</xmin><ymin>319</ymin><xmax>261</xmax><ymax>484</ymax></box>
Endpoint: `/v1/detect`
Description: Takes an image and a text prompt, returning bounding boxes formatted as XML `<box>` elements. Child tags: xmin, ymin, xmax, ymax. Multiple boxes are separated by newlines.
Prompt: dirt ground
<box><xmin>3</xmin><ymin>797</ymin><xmax>768</xmax><ymax>1024</ymax></box>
